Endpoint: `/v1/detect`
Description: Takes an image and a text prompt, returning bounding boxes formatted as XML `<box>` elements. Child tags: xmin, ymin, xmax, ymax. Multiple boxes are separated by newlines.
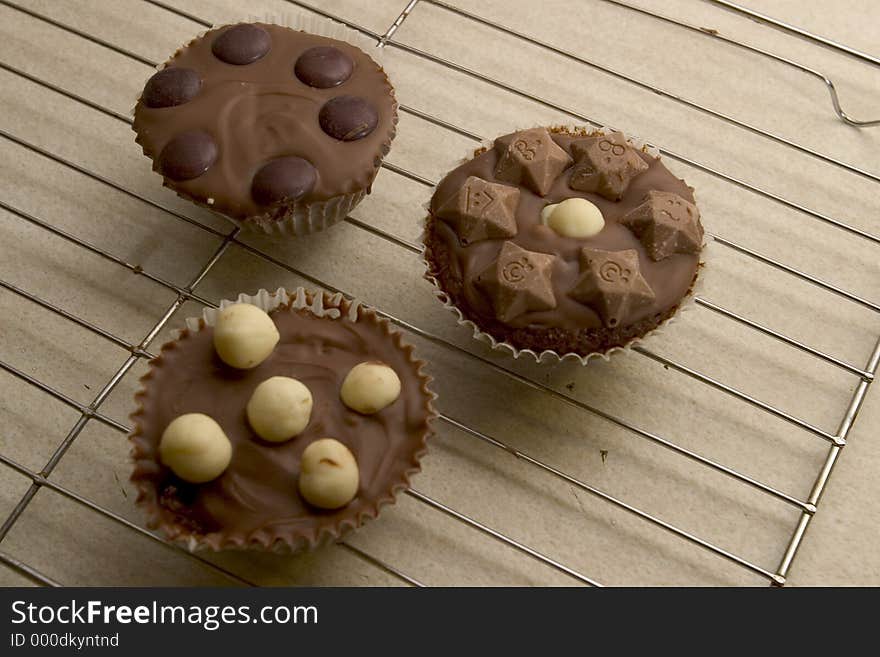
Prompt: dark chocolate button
<box><xmin>158</xmin><ymin>131</ymin><xmax>218</xmax><ymax>181</ymax></box>
<box><xmin>211</xmin><ymin>24</ymin><xmax>271</xmax><ymax>65</ymax></box>
<box><xmin>294</xmin><ymin>46</ymin><xmax>354</xmax><ymax>88</ymax></box>
<box><xmin>318</xmin><ymin>95</ymin><xmax>379</xmax><ymax>141</ymax></box>
<box><xmin>142</xmin><ymin>68</ymin><xmax>202</xmax><ymax>108</ymax></box>
<box><xmin>251</xmin><ymin>157</ymin><xmax>317</xmax><ymax>205</ymax></box>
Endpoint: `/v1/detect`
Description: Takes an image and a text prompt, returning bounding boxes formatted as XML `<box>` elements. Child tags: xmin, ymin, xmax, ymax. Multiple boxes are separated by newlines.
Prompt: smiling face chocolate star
<box><xmin>621</xmin><ymin>190</ymin><xmax>703</xmax><ymax>261</ymax></box>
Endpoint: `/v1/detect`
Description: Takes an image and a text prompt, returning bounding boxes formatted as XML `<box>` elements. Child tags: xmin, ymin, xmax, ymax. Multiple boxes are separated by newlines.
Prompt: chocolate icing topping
<box><xmin>130</xmin><ymin>295</ymin><xmax>435</xmax><ymax>548</ymax></box>
<box><xmin>133</xmin><ymin>23</ymin><xmax>397</xmax><ymax>220</ymax></box>
<box><xmin>425</xmin><ymin>128</ymin><xmax>703</xmax><ymax>352</ymax></box>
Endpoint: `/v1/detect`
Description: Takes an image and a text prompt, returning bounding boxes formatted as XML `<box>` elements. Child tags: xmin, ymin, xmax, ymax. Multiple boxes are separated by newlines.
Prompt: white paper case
<box><xmin>186</xmin><ymin>287</ymin><xmax>361</xmax><ymax>332</ymax></box>
<box><xmin>421</xmin><ymin>123</ymin><xmax>711</xmax><ymax>365</ymax></box>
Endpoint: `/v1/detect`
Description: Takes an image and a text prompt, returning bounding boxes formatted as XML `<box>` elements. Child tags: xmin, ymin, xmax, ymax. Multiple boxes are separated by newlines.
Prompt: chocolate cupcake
<box><xmin>133</xmin><ymin>21</ymin><xmax>398</xmax><ymax>236</ymax></box>
<box><xmin>423</xmin><ymin>126</ymin><xmax>706</xmax><ymax>362</ymax></box>
<box><xmin>129</xmin><ymin>289</ymin><xmax>436</xmax><ymax>551</ymax></box>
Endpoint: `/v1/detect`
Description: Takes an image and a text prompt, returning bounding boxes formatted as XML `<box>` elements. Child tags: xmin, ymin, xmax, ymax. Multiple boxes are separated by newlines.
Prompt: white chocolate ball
<box><xmin>298</xmin><ymin>438</ymin><xmax>359</xmax><ymax>509</ymax></box>
<box><xmin>213</xmin><ymin>303</ymin><xmax>280</xmax><ymax>370</ymax></box>
<box><xmin>544</xmin><ymin>198</ymin><xmax>605</xmax><ymax>238</ymax></box>
<box><xmin>159</xmin><ymin>413</ymin><xmax>232</xmax><ymax>484</ymax></box>
<box><xmin>339</xmin><ymin>361</ymin><xmax>401</xmax><ymax>414</ymax></box>
<box><xmin>246</xmin><ymin>376</ymin><xmax>313</xmax><ymax>443</ymax></box>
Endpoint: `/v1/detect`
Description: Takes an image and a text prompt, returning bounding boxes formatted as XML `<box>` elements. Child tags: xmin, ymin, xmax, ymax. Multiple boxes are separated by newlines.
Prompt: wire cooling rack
<box><xmin>0</xmin><ymin>0</ymin><xmax>877</xmax><ymax>587</ymax></box>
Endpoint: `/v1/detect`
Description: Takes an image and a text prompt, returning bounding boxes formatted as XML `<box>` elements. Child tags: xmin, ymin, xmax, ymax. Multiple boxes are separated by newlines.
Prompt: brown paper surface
<box><xmin>0</xmin><ymin>0</ymin><xmax>878</xmax><ymax>586</ymax></box>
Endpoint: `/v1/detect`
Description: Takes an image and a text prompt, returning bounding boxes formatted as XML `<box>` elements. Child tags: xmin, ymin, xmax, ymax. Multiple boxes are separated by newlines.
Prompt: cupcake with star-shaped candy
<box><xmin>422</xmin><ymin>125</ymin><xmax>707</xmax><ymax>363</ymax></box>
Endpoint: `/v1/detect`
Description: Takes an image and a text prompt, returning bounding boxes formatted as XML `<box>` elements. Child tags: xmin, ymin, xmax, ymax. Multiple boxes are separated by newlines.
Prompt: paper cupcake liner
<box><xmin>224</xmin><ymin>186</ymin><xmax>370</xmax><ymax>238</ymax></box>
<box><xmin>132</xmin><ymin>11</ymin><xmax>399</xmax><ymax>239</ymax></box>
<box><xmin>421</xmin><ymin>123</ymin><xmax>711</xmax><ymax>365</ymax></box>
<box><xmin>129</xmin><ymin>287</ymin><xmax>437</xmax><ymax>553</ymax></box>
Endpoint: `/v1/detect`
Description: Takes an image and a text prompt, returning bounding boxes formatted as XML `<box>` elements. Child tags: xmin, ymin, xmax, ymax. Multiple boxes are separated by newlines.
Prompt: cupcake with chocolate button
<box><xmin>423</xmin><ymin>126</ymin><xmax>706</xmax><ymax>362</ymax></box>
<box><xmin>133</xmin><ymin>20</ymin><xmax>398</xmax><ymax>237</ymax></box>
<box><xmin>129</xmin><ymin>288</ymin><xmax>436</xmax><ymax>551</ymax></box>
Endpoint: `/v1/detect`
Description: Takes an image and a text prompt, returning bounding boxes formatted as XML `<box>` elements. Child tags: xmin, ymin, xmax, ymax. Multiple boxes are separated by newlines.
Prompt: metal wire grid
<box><xmin>0</xmin><ymin>0</ymin><xmax>876</xmax><ymax>587</ymax></box>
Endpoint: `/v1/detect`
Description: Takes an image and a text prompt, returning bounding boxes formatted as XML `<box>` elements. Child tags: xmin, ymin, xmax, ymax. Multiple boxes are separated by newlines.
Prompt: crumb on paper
<box><xmin>700</xmin><ymin>26</ymin><xmax>719</xmax><ymax>35</ymax></box>
<box><xmin>565</xmin><ymin>382</ymin><xmax>575</xmax><ymax>392</ymax></box>
<box><xmin>207</xmin><ymin>197</ymin><xmax>215</xmax><ymax>205</ymax></box>
<box><xmin>83</xmin><ymin>383</ymin><xmax>91</xmax><ymax>390</ymax></box>
<box><xmin>600</xmin><ymin>449</ymin><xmax>608</xmax><ymax>464</ymax></box>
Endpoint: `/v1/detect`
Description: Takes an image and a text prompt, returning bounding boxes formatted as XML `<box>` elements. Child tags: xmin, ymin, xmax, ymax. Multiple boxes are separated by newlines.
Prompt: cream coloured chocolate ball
<box><xmin>544</xmin><ymin>198</ymin><xmax>605</xmax><ymax>238</ymax></box>
<box><xmin>339</xmin><ymin>361</ymin><xmax>401</xmax><ymax>414</ymax></box>
<box><xmin>213</xmin><ymin>303</ymin><xmax>280</xmax><ymax>369</ymax></box>
<box><xmin>298</xmin><ymin>438</ymin><xmax>359</xmax><ymax>509</ymax></box>
<box><xmin>246</xmin><ymin>376</ymin><xmax>313</xmax><ymax>443</ymax></box>
<box><xmin>159</xmin><ymin>413</ymin><xmax>232</xmax><ymax>484</ymax></box>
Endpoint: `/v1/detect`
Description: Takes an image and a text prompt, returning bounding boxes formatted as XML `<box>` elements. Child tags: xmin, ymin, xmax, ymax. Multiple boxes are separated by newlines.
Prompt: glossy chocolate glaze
<box><xmin>131</xmin><ymin>299</ymin><xmax>434</xmax><ymax>548</ymax></box>
<box><xmin>427</xmin><ymin>130</ymin><xmax>701</xmax><ymax>338</ymax></box>
<box><xmin>133</xmin><ymin>24</ymin><xmax>396</xmax><ymax>221</ymax></box>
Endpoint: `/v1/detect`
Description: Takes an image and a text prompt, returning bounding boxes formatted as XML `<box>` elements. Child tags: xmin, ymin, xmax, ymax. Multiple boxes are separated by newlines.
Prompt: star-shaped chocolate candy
<box><xmin>476</xmin><ymin>241</ymin><xmax>557</xmax><ymax>323</ymax></box>
<box><xmin>569</xmin><ymin>132</ymin><xmax>648</xmax><ymax>201</ymax></box>
<box><xmin>436</xmin><ymin>176</ymin><xmax>520</xmax><ymax>245</ymax></box>
<box><xmin>494</xmin><ymin>128</ymin><xmax>573</xmax><ymax>196</ymax></box>
<box><xmin>621</xmin><ymin>190</ymin><xmax>703</xmax><ymax>261</ymax></box>
<box><xmin>570</xmin><ymin>248</ymin><xmax>655</xmax><ymax>328</ymax></box>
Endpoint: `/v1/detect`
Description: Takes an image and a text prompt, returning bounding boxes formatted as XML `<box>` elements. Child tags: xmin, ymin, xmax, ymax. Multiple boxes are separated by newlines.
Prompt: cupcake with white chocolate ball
<box><xmin>423</xmin><ymin>126</ymin><xmax>705</xmax><ymax>361</ymax></box>
<box><xmin>130</xmin><ymin>288</ymin><xmax>435</xmax><ymax>551</ymax></box>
